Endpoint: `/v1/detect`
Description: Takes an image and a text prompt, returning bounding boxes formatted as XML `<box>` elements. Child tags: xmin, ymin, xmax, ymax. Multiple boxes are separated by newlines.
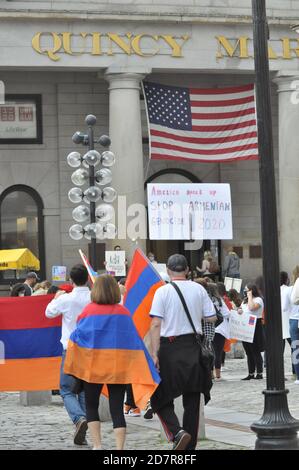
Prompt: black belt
<box><xmin>160</xmin><ymin>333</ymin><xmax>202</xmax><ymax>343</ymax></box>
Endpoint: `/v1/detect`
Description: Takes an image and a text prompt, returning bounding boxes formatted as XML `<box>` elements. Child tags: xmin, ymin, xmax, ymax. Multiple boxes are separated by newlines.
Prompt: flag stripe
<box><xmin>151</xmin><ymin>129</ymin><xmax>257</xmax><ymax>144</ymax></box>
<box><xmin>151</xmin><ymin>122</ymin><xmax>257</xmax><ymax>136</ymax></box>
<box><xmin>71</xmin><ymin>314</ymin><xmax>144</xmax><ymax>350</ymax></box>
<box><xmin>189</xmin><ymin>84</ymin><xmax>254</xmax><ymax>94</ymax></box>
<box><xmin>152</xmin><ymin>134</ymin><xmax>257</xmax><ymax>149</ymax></box>
<box><xmin>0</xmin><ymin>327</ymin><xmax>62</xmax><ymax>359</ymax></box>
<box><xmin>192</xmin><ymin>108</ymin><xmax>256</xmax><ymax>120</ymax></box>
<box><xmin>0</xmin><ymin>295</ymin><xmax>61</xmax><ymax>330</ymax></box>
<box><xmin>190</xmin><ymin>95</ymin><xmax>254</xmax><ymax>107</ymax></box>
<box><xmin>151</xmin><ymin>153</ymin><xmax>259</xmax><ymax>163</ymax></box>
<box><xmin>0</xmin><ymin>357</ymin><xmax>61</xmax><ymax>392</ymax></box>
<box><xmin>152</xmin><ymin>141</ymin><xmax>258</xmax><ymax>156</ymax></box>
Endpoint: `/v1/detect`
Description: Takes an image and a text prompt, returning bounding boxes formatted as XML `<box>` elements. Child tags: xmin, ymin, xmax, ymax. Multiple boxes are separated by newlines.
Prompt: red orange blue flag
<box><xmin>64</xmin><ymin>302</ymin><xmax>160</xmax><ymax>409</ymax></box>
<box><xmin>0</xmin><ymin>295</ymin><xmax>62</xmax><ymax>391</ymax></box>
<box><xmin>123</xmin><ymin>248</ymin><xmax>164</xmax><ymax>338</ymax></box>
<box><xmin>79</xmin><ymin>249</ymin><xmax>98</xmax><ymax>283</ymax></box>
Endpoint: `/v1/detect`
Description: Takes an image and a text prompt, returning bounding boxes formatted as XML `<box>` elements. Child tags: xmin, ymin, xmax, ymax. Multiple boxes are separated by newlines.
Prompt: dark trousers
<box><xmin>125</xmin><ymin>384</ymin><xmax>136</xmax><ymax>408</ymax></box>
<box><xmin>83</xmin><ymin>382</ymin><xmax>126</xmax><ymax>428</ymax></box>
<box><xmin>156</xmin><ymin>392</ymin><xmax>201</xmax><ymax>450</ymax></box>
<box><xmin>283</xmin><ymin>338</ymin><xmax>295</xmax><ymax>375</ymax></box>
<box><xmin>213</xmin><ymin>333</ymin><xmax>226</xmax><ymax>370</ymax></box>
<box><xmin>242</xmin><ymin>341</ymin><xmax>263</xmax><ymax>374</ymax></box>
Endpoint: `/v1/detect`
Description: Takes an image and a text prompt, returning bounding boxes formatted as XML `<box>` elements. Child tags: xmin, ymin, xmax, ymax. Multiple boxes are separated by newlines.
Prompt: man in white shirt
<box><xmin>46</xmin><ymin>264</ymin><xmax>91</xmax><ymax>445</ymax></box>
<box><xmin>149</xmin><ymin>254</ymin><xmax>216</xmax><ymax>451</ymax></box>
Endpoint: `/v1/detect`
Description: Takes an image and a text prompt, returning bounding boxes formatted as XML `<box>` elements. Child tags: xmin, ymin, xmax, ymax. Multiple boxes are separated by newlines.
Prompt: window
<box><xmin>0</xmin><ymin>185</ymin><xmax>45</xmax><ymax>281</ymax></box>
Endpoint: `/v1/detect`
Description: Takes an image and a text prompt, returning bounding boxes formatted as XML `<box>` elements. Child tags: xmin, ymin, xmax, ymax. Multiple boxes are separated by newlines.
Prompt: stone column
<box><xmin>104</xmin><ymin>67</ymin><xmax>151</xmax><ymax>259</ymax></box>
<box><xmin>274</xmin><ymin>72</ymin><xmax>299</xmax><ymax>273</ymax></box>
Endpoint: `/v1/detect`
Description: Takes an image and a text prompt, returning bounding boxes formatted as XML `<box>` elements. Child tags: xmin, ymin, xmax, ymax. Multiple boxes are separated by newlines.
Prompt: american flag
<box><xmin>143</xmin><ymin>82</ymin><xmax>259</xmax><ymax>163</ymax></box>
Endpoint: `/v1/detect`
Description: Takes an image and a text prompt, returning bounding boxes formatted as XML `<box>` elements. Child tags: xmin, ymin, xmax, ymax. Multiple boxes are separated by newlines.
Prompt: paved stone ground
<box><xmin>0</xmin><ymin>392</ymin><xmax>246</xmax><ymax>450</ymax></box>
<box><xmin>0</xmin><ymin>346</ymin><xmax>296</xmax><ymax>450</ymax></box>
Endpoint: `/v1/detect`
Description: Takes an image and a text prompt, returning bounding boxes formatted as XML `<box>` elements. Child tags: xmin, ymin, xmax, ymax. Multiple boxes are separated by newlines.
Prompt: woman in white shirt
<box><xmin>238</xmin><ymin>283</ymin><xmax>265</xmax><ymax>380</ymax></box>
<box><xmin>280</xmin><ymin>271</ymin><xmax>295</xmax><ymax>378</ymax></box>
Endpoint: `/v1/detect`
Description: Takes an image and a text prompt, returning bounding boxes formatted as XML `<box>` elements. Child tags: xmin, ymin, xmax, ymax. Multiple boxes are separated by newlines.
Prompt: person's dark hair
<box><xmin>69</xmin><ymin>264</ymin><xmax>88</xmax><ymax>286</ymax></box>
<box><xmin>216</xmin><ymin>282</ymin><xmax>227</xmax><ymax>298</ymax></box>
<box><xmin>167</xmin><ymin>254</ymin><xmax>188</xmax><ymax>273</ymax></box>
<box><xmin>91</xmin><ymin>275</ymin><xmax>121</xmax><ymax>305</ymax></box>
<box><xmin>118</xmin><ymin>277</ymin><xmax>126</xmax><ymax>286</ymax></box>
<box><xmin>10</xmin><ymin>283</ymin><xmax>26</xmax><ymax>297</ymax></box>
<box><xmin>227</xmin><ymin>289</ymin><xmax>242</xmax><ymax>307</ymax></box>
<box><xmin>243</xmin><ymin>283</ymin><xmax>260</xmax><ymax>303</ymax></box>
<box><xmin>206</xmin><ymin>283</ymin><xmax>222</xmax><ymax>306</ymax></box>
<box><xmin>114</xmin><ymin>245</ymin><xmax>121</xmax><ymax>251</ymax></box>
<box><xmin>255</xmin><ymin>275</ymin><xmax>264</xmax><ymax>298</ymax></box>
<box><xmin>47</xmin><ymin>285</ymin><xmax>60</xmax><ymax>295</ymax></box>
<box><xmin>280</xmin><ymin>271</ymin><xmax>289</xmax><ymax>286</ymax></box>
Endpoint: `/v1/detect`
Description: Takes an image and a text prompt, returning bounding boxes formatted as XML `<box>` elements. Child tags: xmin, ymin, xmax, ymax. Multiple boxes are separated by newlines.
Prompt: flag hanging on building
<box><xmin>143</xmin><ymin>82</ymin><xmax>258</xmax><ymax>163</ymax></box>
<box><xmin>0</xmin><ymin>295</ymin><xmax>62</xmax><ymax>391</ymax></box>
<box><xmin>124</xmin><ymin>249</ymin><xmax>164</xmax><ymax>339</ymax></box>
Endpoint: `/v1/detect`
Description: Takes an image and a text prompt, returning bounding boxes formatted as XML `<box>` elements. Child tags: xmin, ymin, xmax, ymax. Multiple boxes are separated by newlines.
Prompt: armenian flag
<box><xmin>0</xmin><ymin>295</ymin><xmax>62</xmax><ymax>391</ymax></box>
<box><xmin>123</xmin><ymin>249</ymin><xmax>165</xmax><ymax>338</ymax></box>
<box><xmin>64</xmin><ymin>303</ymin><xmax>160</xmax><ymax>409</ymax></box>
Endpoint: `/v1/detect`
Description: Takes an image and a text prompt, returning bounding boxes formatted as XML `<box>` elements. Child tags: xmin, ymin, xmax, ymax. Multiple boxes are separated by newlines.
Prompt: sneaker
<box><xmin>124</xmin><ymin>404</ymin><xmax>131</xmax><ymax>415</ymax></box>
<box><xmin>143</xmin><ymin>401</ymin><xmax>153</xmax><ymax>420</ymax></box>
<box><xmin>172</xmin><ymin>430</ymin><xmax>191</xmax><ymax>450</ymax></box>
<box><xmin>127</xmin><ymin>407</ymin><xmax>141</xmax><ymax>417</ymax></box>
<box><xmin>294</xmin><ymin>380</ymin><xmax>299</xmax><ymax>385</ymax></box>
<box><xmin>241</xmin><ymin>374</ymin><xmax>255</xmax><ymax>381</ymax></box>
<box><xmin>74</xmin><ymin>417</ymin><xmax>88</xmax><ymax>445</ymax></box>
<box><xmin>254</xmin><ymin>374</ymin><xmax>263</xmax><ymax>380</ymax></box>
<box><xmin>214</xmin><ymin>377</ymin><xmax>223</xmax><ymax>382</ymax></box>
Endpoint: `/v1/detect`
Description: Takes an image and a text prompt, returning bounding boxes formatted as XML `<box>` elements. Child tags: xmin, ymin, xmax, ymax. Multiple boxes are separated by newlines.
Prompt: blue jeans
<box><xmin>289</xmin><ymin>320</ymin><xmax>299</xmax><ymax>379</ymax></box>
<box><xmin>60</xmin><ymin>350</ymin><xmax>86</xmax><ymax>424</ymax></box>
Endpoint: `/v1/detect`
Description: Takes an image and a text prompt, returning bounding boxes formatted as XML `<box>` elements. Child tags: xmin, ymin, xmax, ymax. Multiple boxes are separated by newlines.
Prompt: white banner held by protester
<box><xmin>229</xmin><ymin>310</ymin><xmax>257</xmax><ymax>343</ymax></box>
<box><xmin>147</xmin><ymin>183</ymin><xmax>232</xmax><ymax>240</ymax></box>
<box><xmin>105</xmin><ymin>251</ymin><xmax>126</xmax><ymax>277</ymax></box>
<box><xmin>224</xmin><ymin>277</ymin><xmax>242</xmax><ymax>293</ymax></box>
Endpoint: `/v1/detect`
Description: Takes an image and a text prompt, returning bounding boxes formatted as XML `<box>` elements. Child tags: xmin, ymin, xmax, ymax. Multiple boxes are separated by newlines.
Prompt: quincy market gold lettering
<box><xmin>216</xmin><ymin>36</ymin><xmax>299</xmax><ymax>59</ymax></box>
<box><xmin>31</xmin><ymin>32</ymin><xmax>190</xmax><ymax>61</ymax></box>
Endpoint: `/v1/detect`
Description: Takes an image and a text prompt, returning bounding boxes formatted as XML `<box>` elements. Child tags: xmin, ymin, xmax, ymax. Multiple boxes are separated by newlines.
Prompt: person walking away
<box><xmin>222</xmin><ymin>248</ymin><xmax>240</xmax><ymax>279</ymax></box>
<box><xmin>150</xmin><ymin>254</ymin><xmax>216</xmax><ymax>450</ymax></box>
<box><xmin>238</xmin><ymin>283</ymin><xmax>265</xmax><ymax>380</ymax></box>
<box><xmin>64</xmin><ymin>275</ymin><xmax>160</xmax><ymax>450</ymax></box>
<box><xmin>22</xmin><ymin>271</ymin><xmax>39</xmax><ymax>296</ymax></box>
<box><xmin>45</xmin><ymin>264</ymin><xmax>91</xmax><ymax>445</ymax></box>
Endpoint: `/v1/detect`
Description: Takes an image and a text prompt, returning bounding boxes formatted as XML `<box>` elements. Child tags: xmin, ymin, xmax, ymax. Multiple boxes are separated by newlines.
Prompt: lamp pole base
<box><xmin>251</xmin><ymin>389</ymin><xmax>299</xmax><ymax>450</ymax></box>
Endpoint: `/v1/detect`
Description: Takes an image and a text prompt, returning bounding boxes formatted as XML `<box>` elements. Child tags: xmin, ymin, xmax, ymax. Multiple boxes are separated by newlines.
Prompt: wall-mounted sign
<box><xmin>52</xmin><ymin>266</ymin><xmax>67</xmax><ymax>282</ymax></box>
<box><xmin>147</xmin><ymin>183</ymin><xmax>233</xmax><ymax>240</ymax></box>
<box><xmin>216</xmin><ymin>36</ymin><xmax>299</xmax><ymax>60</ymax></box>
<box><xmin>31</xmin><ymin>32</ymin><xmax>190</xmax><ymax>61</ymax></box>
<box><xmin>0</xmin><ymin>95</ymin><xmax>42</xmax><ymax>144</ymax></box>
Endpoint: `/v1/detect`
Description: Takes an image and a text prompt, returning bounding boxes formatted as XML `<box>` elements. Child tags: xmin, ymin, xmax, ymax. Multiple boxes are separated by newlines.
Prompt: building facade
<box><xmin>0</xmin><ymin>0</ymin><xmax>299</xmax><ymax>285</ymax></box>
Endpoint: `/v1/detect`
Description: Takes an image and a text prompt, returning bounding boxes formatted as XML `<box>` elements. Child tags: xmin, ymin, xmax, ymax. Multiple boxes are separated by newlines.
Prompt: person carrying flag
<box><xmin>64</xmin><ymin>275</ymin><xmax>160</xmax><ymax>450</ymax></box>
<box><xmin>45</xmin><ymin>264</ymin><xmax>91</xmax><ymax>446</ymax></box>
<box><xmin>149</xmin><ymin>254</ymin><xmax>216</xmax><ymax>450</ymax></box>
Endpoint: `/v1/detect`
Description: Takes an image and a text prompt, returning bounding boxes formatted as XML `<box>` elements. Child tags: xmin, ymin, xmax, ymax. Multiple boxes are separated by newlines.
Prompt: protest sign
<box><xmin>229</xmin><ymin>310</ymin><xmax>257</xmax><ymax>343</ymax></box>
<box><xmin>105</xmin><ymin>251</ymin><xmax>126</xmax><ymax>277</ymax></box>
<box><xmin>52</xmin><ymin>266</ymin><xmax>67</xmax><ymax>282</ymax></box>
<box><xmin>147</xmin><ymin>183</ymin><xmax>232</xmax><ymax>240</ymax></box>
<box><xmin>224</xmin><ymin>277</ymin><xmax>242</xmax><ymax>293</ymax></box>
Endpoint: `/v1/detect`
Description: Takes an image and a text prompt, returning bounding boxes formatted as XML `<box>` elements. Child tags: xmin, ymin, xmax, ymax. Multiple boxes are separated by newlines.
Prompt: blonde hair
<box><xmin>91</xmin><ymin>275</ymin><xmax>121</xmax><ymax>305</ymax></box>
<box><xmin>204</xmin><ymin>250</ymin><xmax>212</xmax><ymax>260</ymax></box>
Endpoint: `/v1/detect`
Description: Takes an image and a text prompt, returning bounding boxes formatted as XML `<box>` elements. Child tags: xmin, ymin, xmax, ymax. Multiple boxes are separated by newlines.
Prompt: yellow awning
<box><xmin>0</xmin><ymin>249</ymin><xmax>40</xmax><ymax>271</ymax></box>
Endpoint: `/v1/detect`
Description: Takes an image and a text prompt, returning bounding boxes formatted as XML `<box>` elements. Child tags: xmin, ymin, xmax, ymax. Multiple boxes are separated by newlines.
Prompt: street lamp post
<box><xmin>67</xmin><ymin>114</ymin><xmax>117</xmax><ymax>271</ymax></box>
<box><xmin>251</xmin><ymin>0</ymin><xmax>299</xmax><ymax>449</ymax></box>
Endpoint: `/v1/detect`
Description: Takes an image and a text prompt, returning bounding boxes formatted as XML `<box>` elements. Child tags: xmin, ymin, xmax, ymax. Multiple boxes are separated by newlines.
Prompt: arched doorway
<box><xmin>0</xmin><ymin>185</ymin><xmax>45</xmax><ymax>282</ymax></box>
<box><xmin>145</xmin><ymin>169</ymin><xmax>211</xmax><ymax>269</ymax></box>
